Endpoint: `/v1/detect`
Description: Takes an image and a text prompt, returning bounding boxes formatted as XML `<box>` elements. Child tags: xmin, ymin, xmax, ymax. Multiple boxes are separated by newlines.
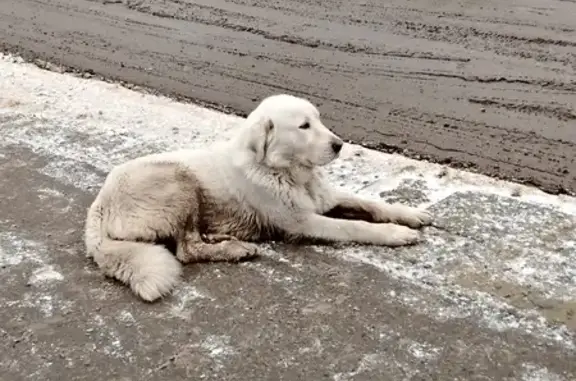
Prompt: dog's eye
<box><xmin>299</xmin><ymin>122</ymin><xmax>310</xmax><ymax>130</ymax></box>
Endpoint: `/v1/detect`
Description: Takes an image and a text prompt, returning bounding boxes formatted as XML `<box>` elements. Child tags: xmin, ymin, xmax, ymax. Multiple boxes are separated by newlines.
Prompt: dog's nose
<box><xmin>331</xmin><ymin>140</ymin><xmax>343</xmax><ymax>154</ymax></box>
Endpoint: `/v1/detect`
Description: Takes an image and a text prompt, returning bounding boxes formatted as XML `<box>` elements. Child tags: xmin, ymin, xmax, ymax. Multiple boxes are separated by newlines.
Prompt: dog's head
<box><xmin>241</xmin><ymin>94</ymin><xmax>344</xmax><ymax>168</ymax></box>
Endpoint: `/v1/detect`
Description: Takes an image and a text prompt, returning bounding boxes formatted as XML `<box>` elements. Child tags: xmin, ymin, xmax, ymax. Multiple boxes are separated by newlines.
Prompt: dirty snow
<box><xmin>1</xmin><ymin>52</ymin><xmax>575</xmax><ymax>376</ymax></box>
<box><xmin>28</xmin><ymin>265</ymin><xmax>64</xmax><ymax>286</ymax></box>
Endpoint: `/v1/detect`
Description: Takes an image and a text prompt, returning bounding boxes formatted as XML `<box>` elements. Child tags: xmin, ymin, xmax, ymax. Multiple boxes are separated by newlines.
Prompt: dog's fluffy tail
<box><xmin>84</xmin><ymin>196</ymin><xmax>182</xmax><ymax>302</ymax></box>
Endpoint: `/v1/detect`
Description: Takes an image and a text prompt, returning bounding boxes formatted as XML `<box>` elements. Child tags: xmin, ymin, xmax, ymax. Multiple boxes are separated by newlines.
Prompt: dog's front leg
<box><xmin>324</xmin><ymin>191</ymin><xmax>433</xmax><ymax>228</ymax></box>
<box><xmin>293</xmin><ymin>214</ymin><xmax>421</xmax><ymax>247</ymax></box>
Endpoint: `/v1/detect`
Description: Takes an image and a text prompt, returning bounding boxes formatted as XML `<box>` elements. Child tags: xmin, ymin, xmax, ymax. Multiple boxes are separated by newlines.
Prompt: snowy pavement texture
<box><xmin>1</xmin><ymin>53</ymin><xmax>575</xmax><ymax>380</ymax></box>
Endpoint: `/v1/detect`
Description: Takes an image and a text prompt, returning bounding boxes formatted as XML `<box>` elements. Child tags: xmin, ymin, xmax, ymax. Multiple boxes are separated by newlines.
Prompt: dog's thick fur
<box><xmin>85</xmin><ymin>94</ymin><xmax>432</xmax><ymax>302</ymax></box>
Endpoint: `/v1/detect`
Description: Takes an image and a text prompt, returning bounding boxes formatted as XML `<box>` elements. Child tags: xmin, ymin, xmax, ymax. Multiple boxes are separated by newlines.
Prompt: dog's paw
<box><xmin>379</xmin><ymin>224</ymin><xmax>421</xmax><ymax>247</ymax></box>
<box><xmin>222</xmin><ymin>241</ymin><xmax>260</xmax><ymax>262</ymax></box>
<box><xmin>202</xmin><ymin>233</ymin><xmax>239</xmax><ymax>244</ymax></box>
<box><xmin>389</xmin><ymin>205</ymin><xmax>433</xmax><ymax>228</ymax></box>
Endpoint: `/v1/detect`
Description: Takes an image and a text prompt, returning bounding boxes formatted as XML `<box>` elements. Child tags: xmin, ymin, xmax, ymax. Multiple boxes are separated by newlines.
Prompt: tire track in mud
<box><xmin>0</xmin><ymin>0</ymin><xmax>575</xmax><ymax>194</ymax></box>
<box><xmin>468</xmin><ymin>98</ymin><xmax>576</xmax><ymax>121</ymax></box>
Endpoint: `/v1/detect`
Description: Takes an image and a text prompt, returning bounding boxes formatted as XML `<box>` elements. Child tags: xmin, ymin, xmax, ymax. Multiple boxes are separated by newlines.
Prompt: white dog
<box><xmin>85</xmin><ymin>94</ymin><xmax>432</xmax><ymax>302</ymax></box>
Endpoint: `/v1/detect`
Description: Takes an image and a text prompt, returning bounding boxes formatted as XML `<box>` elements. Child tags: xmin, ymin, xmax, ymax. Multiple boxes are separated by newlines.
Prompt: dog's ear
<box><xmin>245</xmin><ymin>114</ymin><xmax>274</xmax><ymax>162</ymax></box>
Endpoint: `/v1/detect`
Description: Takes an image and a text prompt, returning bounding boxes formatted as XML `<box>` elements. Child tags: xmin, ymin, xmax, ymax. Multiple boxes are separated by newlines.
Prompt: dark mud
<box><xmin>1</xmin><ymin>0</ymin><xmax>575</xmax><ymax>194</ymax></box>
